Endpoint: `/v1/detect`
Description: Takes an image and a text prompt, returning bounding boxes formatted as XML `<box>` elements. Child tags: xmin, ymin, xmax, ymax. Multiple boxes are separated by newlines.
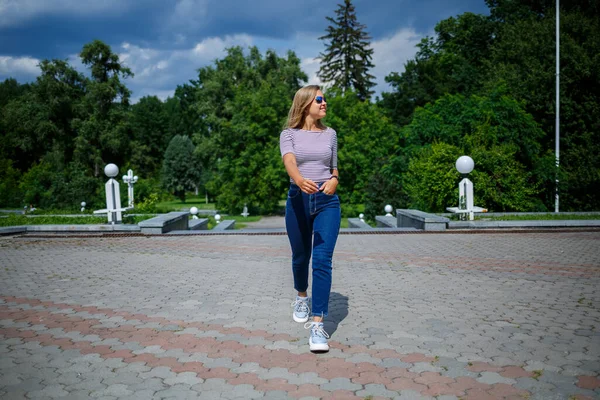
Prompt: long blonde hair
<box><xmin>286</xmin><ymin>85</ymin><xmax>327</xmax><ymax>130</ymax></box>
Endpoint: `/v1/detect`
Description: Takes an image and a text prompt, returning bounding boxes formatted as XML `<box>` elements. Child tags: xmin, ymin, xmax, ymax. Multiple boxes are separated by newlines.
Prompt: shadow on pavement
<box><xmin>324</xmin><ymin>292</ymin><xmax>349</xmax><ymax>337</ymax></box>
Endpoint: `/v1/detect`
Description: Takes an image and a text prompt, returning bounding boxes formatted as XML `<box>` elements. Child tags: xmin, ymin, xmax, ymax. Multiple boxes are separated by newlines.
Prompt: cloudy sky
<box><xmin>0</xmin><ymin>0</ymin><xmax>489</xmax><ymax>102</ymax></box>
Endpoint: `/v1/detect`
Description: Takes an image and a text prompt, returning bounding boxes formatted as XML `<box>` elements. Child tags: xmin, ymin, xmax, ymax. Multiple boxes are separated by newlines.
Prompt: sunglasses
<box><xmin>315</xmin><ymin>95</ymin><xmax>327</xmax><ymax>104</ymax></box>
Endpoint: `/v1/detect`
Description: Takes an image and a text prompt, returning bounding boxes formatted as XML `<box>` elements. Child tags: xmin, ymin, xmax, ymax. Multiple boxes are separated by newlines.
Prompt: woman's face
<box><xmin>306</xmin><ymin>90</ymin><xmax>327</xmax><ymax>120</ymax></box>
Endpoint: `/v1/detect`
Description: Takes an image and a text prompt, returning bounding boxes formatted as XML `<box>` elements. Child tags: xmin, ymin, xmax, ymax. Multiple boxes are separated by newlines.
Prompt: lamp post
<box><xmin>384</xmin><ymin>205</ymin><xmax>393</xmax><ymax>217</ymax></box>
<box><xmin>104</xmin><ymin>163</ymin><xmax>122</xmax><ymax>224</ymax></box>
<box><xmin>456</xmin><ymin>156</ymin><xmax>475</xmax><ymax>221</ymax></box>
<box><xmin>555</xmin><ymin>0</ymin><xmax>560</xmax><ymax>212</ymax></box>
<box><xmin>122</xmin><ymin>169</ymin><xmax>138</xmax><ymax>208</ymax></box>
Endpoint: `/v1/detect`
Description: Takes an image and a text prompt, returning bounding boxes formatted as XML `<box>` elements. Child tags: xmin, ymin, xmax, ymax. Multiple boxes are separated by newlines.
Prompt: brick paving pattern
<box><xmin>0</xmin><ymin>231</ymin><xmax>599</xmax><ymax>399</ymax></box>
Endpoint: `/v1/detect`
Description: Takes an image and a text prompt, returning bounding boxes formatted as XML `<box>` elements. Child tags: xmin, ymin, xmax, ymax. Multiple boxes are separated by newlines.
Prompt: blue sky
<box><xmin>0</xmin><ymin>0</ymin><xmax>489</xmax><ymax>102</ymax></box>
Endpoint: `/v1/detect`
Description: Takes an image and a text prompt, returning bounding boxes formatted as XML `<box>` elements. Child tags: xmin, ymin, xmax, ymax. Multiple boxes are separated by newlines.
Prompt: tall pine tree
<box><xmin>317</xmin><ymin>0</ymin><xmax>376</xmax><ymax>100</ymax></box>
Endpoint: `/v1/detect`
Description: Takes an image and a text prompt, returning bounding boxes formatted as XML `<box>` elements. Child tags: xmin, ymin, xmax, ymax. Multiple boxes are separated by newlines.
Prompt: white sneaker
<box><xmin>291</xmin><ymin>296</ymin><xmax>310</xmax><ymax>323</ymax></box>
<box><xmin>305</xmin><ymin>321</ymin><xmax>329</xmax><ymax>352</ymax></box>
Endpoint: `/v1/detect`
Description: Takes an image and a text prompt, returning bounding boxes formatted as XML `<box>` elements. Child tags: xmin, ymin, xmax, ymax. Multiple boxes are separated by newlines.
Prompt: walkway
<box><xmin>0</xmin><ymin>231</ymin><xmax>599</xmax><ymax>399</ymax></box>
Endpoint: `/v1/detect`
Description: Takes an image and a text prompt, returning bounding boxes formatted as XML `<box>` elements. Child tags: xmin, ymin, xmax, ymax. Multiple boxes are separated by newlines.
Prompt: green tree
<box><xmin>404</xmin><ymin>142</ymin><xmax>541</xmax><ymax>212</ymax></box>
<box><xmin>0</xmin><ymin>158</ymin><xmax>22</xmax><ymax>207</ymax></box>
<box><xmin>188</xmin><ymin>46</ymin><xmax>307</xmax><ymax>213</ymax></box>
<box><xmin>381</xmin><ymin>12</ymin><xmax>495</xmax><ymax>126</ymax></box>
<box><xmin>0</xmin><ymin>78</ymin><xmax>31</xmax><ymax>108</ymax></box>
<box><xmin>364</xmin><ymin>153</ymin><xmax>410</xmax><ymax>220</ymax></box>
<box><xmin>163</xmin><ymin>93</ymin><xmax>192</xmax><ymax>140</ymax></box>
<box><xmin>483</xmin><ymin>1</ymin><xmax>600</xmax><ymax>210</ymax></box>
<box><xmin>317</xmin><ymin>0</ymin><xmax>376</xmax><ymax>100</ymax></box>
<box><xmin>129</xmin><ymin>96</ymin><xmax>170</xmax><ymax>177</ymax></box>
<box><xmin>470</xmin><ymin>145</ymin><xmax>542</xmax><ymax>212</ymax></box>
<box><xmin>73</xmin><ymin>40</ymin><xmax>133</xmax><ymax>177</ymax></box>
<box><xmin>1</xmin><ymin>60</ymin><xmax>87</xmax><ymax>172</ymax></box>
<box><xmin>381</xmin><ymin>89</ymin><xmax>546</xmax><ymax>213</ymax></box>
<box><xmin>0</xmin><ymin>40</ymin><xmax>137</xmax><ymax>209</ymax></box>
<box><xmin>380</xmin><ymin>0</ymin><xmax>600</xmax><ymax>210</ymax></box>
<box><xmin>162</xmin><ymin>135</ymin><xmax>200</xmax><ymax>202</ymax></box>
<box><xmin>404</xmin><ymin>143</ymin><xmax>463</xmax><ymax>212</ymax></box>
<box><xmin>323</xmin><ymin>89</ymin><xmax>399</xmax><ymax>205</ymax></box>
<box><xmin>17</xmin><ymin>152</ymin><xmax>101</xmax><ymax>210</ymax></box>
<box><xmin>403</xmin><ymin>90</ymin><xmax>544</xmax><ymax>166</ymax></box>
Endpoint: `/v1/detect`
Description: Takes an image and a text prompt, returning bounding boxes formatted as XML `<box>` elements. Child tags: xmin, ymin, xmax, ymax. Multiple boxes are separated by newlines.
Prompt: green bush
<box><xmin>132</xmin><ymin>178</ymin><xmax>162</xmax><ymax>203</ymax></box>
<box><xmin>404</xmin><ymin>143</ymin><xmax>462</xmax><ymax>212</ymax></box>
<box><xmin>404</xmin><ymin>142</ymin><xmax>543</xmax><ymax>213</ymax></box>
<box><xmin>340</xmin><ymin>203</ymin><xmax>364</xmax><ymax>218</ymax></box>
<box><xmin>135</xmin><ymin>193</ymin><xmax>160</xmax><ymax>213</ymax></box>
<box><xmin>470</xmin><ymin>146</ymin><xmax>542</xmax><ymax>212</ymax></box>
<box><xmin>0</xmin><ymin>158</ymin><xmax>22</xmax><ymax>207</ymax></box>
<box><xmin>364</xmin><ymin>156</ymin><xmax>409</xmax><ymax>220</ymax></box>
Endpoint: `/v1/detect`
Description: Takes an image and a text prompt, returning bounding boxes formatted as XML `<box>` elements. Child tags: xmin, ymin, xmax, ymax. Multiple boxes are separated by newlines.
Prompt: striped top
<box><xmin>280</xmin><ymin>127</ymin><xmax>338</xmax><ymax>184</ymax></box>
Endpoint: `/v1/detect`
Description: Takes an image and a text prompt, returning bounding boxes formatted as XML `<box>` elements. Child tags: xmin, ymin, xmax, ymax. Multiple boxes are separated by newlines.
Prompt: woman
<box><xmin>279</xmin><ymin>85</ymin><xmax>341</xmax><ymax>352</ymax></box>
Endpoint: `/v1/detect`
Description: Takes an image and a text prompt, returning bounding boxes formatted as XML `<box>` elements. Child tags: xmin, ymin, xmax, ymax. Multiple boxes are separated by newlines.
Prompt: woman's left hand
<box><xmin>320</xmin><ymin>178</ymin><xmax>338</xmax><ymax>195</ymax></box>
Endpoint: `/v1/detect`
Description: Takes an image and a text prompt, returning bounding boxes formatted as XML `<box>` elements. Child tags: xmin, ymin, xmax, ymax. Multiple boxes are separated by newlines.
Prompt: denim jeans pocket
<box><xmin>288</xmin><ymin>187</ymin><xmax>301</xmax><ymax>198</ymax></box>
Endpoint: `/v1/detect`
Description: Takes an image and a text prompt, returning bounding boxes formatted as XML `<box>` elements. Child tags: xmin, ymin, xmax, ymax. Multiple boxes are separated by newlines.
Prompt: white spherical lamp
<box><xmin>190</xmin><ymin>207</ymin><xmax>198</xmax><ymax>215</ymax></box>
<box><xmin>385</xmin><ymin>205</ymin><xmax>393</xmax><ymax>213</ymax></box>
<box><xmin>456</xmin><ymin>156</ymin><xmax>474</xmax><ymax>175</ymax></box>
<box><xmin>215</xmin><ymin>214</ymin><xmax>221</xmax><ymax>223</ymax></box>
<box><xmin>104</xmin><ymin>163</ymin><xmax>119</xmax><ymax>178</ymax></box>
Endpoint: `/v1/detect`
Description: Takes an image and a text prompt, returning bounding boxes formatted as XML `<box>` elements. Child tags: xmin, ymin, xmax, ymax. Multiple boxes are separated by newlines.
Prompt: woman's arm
<box><xmin>321</xmin><ymin>168</ymin><xmax>339</xmax><ymax>195</ymax></box>
<box><xmin>283</xmin><ymin>153</ymin><xmax>319</xmax><ymax>194</ymax></box>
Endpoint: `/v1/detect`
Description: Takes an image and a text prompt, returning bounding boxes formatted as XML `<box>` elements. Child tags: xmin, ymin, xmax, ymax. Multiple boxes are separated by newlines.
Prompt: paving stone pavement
<box><xmin>0</xmin><ymin>231</ymin><xmax>599</xmax><ymax>399</ymax></box>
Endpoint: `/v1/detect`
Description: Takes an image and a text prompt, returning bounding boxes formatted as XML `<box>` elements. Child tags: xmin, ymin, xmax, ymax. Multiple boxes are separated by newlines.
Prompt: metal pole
<box><xmin>555</xmin><ymin>0</ymin><xmax>560</xmax><ymax>212</ymax></box>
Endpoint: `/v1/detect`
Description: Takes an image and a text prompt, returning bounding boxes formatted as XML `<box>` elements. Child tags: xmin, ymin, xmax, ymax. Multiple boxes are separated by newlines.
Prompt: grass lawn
<box><xmin>202</xmin><ymin>215</ymin><xmax>262</xmax><ymax>230</ymax></box>
<box><xmin>156</xmin><ymin>195</ymin><xmax>216</xmax><ymax>212</ymax></box>
<box><xmin>0</xmin><ymin>214</ymin><xmax>154</xmax><ymax>227</ymax></box>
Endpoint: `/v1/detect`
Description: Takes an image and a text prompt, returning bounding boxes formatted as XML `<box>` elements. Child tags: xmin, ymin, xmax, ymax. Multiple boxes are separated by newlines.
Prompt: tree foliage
<box><xmin>322</xmin><ymin>89</ymin><xmax>399</xmax><ymax>205</ymax></box>
<box><xmin>73</xmin><ymin>40</ymin><xmax>134</xmax><ymax>177</ymax></box>
<box><xmin>162</xmin><ymin>135</ymin><xmax>200</xmax><ymax>202</ymax></box>
<box><xmin>318</xmin><ymin>0</ymin><xmax>376</xmax><ymax>100</ymax></box>
<box><xmin>381</xmin><ymin>12</ymin><xmax>494</xmax><ymax>126</ymax></box>
<box><xmin>188</xmin><ymin>46</ymin><xmax>307</xmax><ymax>214</ymax></box>
<box><xmin>0</xmin><ymin>41</ymin><xmax>139</xmax><ymax>210</ymax></box>
<box><xmin>381</xmin><ymin>89</ymin><xmax>546</xmax><ymax>213</ymax></box>
<box><xmin>379</xmin><ymin>0</ymin><xmax>600</xmax><ymax>211</ymax></box>
<box><xmin>129</xmin><ymin>96</ymin><xmax>172</xmax><ymax>177</ymax></box>
<box><xmin>1</xmin><ymin>0</ymin><xmax>599</xmax><ymax>215</ymax></box>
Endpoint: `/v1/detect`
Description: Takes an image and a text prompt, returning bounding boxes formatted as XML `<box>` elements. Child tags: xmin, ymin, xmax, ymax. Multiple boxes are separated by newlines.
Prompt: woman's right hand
<box><xmin>298</xmin><ymin>178</ymin><xmax>319</xmax><ymax>194</ymax></box>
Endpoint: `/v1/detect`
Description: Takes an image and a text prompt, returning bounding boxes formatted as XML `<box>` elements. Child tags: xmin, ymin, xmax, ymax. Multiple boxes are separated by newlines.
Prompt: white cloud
<box><xmin>288</xmin><ymin>28</ymin><xmax>423</xmax><ymax>97</ymax></box>
<box><xmin>0</xmin><ymin>0</ymin><xmax>128</xmax><ymax>27</ymax></box>
<box><xmin>0</xmin><ymin>55</ymin><xmax>40</xmax><ymax>76</ymax></box>
<box><xmin>115</xmin><ymin>35</ymin><xmax>254</xmax><ymax>102</ymax></box>
<box><xmin>300</xmin><ymin>57</ymin><xmax>323</xmax><ymax>87</ymax></box>
<box><xmin>371</xmin><ymin>28</ymin><xmax>424</xmax><ymax>95</ymax></box>
<box><xmin>0</xmin><ymin>27</ymin><xmax>423</xmax><ymax>103</ymax></box>
<box><xmin>190</xmin><ymin>34</ymin><xmax>253</xmax><ymax>61</ymax></box>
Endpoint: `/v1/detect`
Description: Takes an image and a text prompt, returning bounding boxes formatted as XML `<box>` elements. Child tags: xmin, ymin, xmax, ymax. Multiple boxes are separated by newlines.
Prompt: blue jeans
<box><xmin>285</xmin><ymin>183</ymin><xmax>341</xmax><ymax>317</ymax></box>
